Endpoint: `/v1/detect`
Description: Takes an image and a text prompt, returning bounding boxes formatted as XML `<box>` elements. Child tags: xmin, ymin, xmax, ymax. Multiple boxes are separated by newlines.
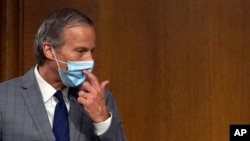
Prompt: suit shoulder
<box><xmin>0</xmin><ymin>67</ymin><xmax>35</xmax><ymax>88</ymax></box>
<box><xmin>0</xmin><ymin>76</ymin><xmax>23</xmax><ymax>87</ymax></box>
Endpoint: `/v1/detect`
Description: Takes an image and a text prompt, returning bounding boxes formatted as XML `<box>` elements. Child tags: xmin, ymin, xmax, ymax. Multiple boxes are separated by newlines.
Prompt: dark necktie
<box><xmin>53</xmin><ymin>91</ymin><xmax>70</xmax><ymax>141</ymax></box>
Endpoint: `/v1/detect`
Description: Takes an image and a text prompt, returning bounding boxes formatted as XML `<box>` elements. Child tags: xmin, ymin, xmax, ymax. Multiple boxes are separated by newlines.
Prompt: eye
<box><xmin>77</xmin><ymin>48</ymin><xmax>87</xmax><ymax>53</ymax></box>
<box><xmin>74</xmin><ymin>47</ymin><xmax>94</xmax><ymax>54</ymax></box>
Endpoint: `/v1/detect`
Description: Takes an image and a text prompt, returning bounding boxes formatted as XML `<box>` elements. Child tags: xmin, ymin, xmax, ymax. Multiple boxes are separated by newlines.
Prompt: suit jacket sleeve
<box><xmin>98</xmin><ymin>90</ymin><xmax>127</xmax><ymax>141</ymax></box>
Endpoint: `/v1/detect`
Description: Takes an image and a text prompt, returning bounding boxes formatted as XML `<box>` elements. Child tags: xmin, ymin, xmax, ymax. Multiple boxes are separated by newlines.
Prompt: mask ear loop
<box><xmin>51</xmin><ymin>47</ymin><xmax>67</xmax><ymax>69</ymax></box>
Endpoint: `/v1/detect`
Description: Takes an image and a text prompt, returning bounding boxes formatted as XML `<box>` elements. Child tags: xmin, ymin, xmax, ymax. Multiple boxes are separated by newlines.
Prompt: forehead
<box><xmin>63</xmin><ymin>25</ymin><xmax>95</xmax><ymax>39</ymax></box>
<box><xmin>60</xmin><ymin>25</ymin><xmax>96</xmax><ymax>48</ymax></box>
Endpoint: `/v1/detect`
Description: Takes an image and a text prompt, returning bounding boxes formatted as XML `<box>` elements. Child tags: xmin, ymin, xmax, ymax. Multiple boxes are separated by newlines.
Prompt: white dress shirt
<box><xmin>34</xmin><ymin>65</ymin><xmax>111</xmax><ymax>135</ymax></box>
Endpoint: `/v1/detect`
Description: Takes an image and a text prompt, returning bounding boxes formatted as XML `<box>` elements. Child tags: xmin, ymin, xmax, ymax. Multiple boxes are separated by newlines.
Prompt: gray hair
<box><xmin>34</xmin><ymin>8</ymin><xmax>94</xmax><ymax>65</ymax></box>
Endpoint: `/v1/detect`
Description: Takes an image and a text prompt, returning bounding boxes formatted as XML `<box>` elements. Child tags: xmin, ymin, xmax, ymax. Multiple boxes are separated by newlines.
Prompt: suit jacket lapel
<box><xmin>68</xmin><ymin>88</ymin><xmax>97</xmax><ymax>141</ymax></box>
<box><xmin>21</xmin><ymin>67</ymin><xmax>55</xmax><ymax>141</ymax></box>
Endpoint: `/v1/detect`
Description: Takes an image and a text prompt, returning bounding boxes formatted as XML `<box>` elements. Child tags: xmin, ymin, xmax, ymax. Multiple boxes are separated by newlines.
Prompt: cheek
<box><xmin>71</xmin><ymin>52</ymin><xmax>93</xmax><ymax>61</ymax></box>
<box><xmin>67</xmin><ymin>53</ymin><xmax>82</xmax><ymax>61</ymax></box>
<box><xmin>55</xmin><ymin>56</ymin><xmax>69</xmax><ymax>71</ymax></box>
<box><xmin>80</xmin><ymin>52</ymin><xmax>93</xmax><ymax>61</ymax></box>
<box><xmin>56</xmin><ymin>62</ymin><xmax>68</xmax><ymax>71</ymax></box>
<box><xmin>61</xmin><ymin>63</ymin><xmax>69</xmax><ymax>71</ymax></box>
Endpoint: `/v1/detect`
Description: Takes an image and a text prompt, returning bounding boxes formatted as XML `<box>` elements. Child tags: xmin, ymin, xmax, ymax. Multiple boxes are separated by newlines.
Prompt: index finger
<box><xmin>83</xmin><ymin>70</ymin><xmax>100</xmax><ymax>87</ymax></box>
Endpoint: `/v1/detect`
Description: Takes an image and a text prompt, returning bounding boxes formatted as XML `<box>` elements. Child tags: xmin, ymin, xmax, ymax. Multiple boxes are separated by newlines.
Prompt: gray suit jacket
<box><xmin>0</xmin><ymin>67</ymin><xmax>126</xmax><ymax>141</ymax></box>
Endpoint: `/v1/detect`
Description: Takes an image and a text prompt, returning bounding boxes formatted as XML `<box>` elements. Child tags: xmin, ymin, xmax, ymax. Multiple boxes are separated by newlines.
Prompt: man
<box><xmin>0</xmin><ymin>8</ymin><xmax>126</xmax><ymax>141</ymax></box>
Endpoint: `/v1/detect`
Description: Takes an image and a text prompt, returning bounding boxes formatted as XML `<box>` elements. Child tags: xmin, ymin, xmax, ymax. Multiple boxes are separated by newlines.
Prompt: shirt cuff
<box><xmin>93</xmin><ymin>112</ymin><xmax>112</xmax><ymax>136</ymax></box>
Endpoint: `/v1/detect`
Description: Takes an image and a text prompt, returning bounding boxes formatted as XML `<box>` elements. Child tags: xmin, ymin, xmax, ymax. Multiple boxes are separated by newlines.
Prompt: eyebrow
<box><xmin>74</xmin><ymin>46</ymin><xmax>95</xmax><ymax>51</ymax></box>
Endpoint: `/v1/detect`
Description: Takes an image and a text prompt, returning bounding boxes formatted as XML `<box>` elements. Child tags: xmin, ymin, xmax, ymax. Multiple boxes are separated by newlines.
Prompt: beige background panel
<box><xmin>1</xmin><ymin>0</ymin><xmax>250</xmax><ymax>141</ymax></box>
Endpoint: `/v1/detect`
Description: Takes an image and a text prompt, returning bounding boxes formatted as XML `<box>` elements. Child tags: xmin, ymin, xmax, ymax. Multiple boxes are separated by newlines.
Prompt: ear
<box><xmin>43</xmin><ymin>42</ymin><xmax>54</xmax><ymax>60</ymax></box>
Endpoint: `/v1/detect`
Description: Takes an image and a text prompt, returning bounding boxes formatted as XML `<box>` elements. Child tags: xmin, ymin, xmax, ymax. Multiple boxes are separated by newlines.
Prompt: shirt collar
<box><xmin>34</xmin><ymin>65</ymin><xmax>69</xmax><ymax>103</ymax></box>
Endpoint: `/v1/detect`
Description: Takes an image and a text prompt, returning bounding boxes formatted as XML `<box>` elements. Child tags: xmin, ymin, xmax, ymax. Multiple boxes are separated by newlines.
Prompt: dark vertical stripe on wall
<box><xmin>0</xmin><ymin>0</ymin><xmax>23</xmax><ymax>82</ymax></box>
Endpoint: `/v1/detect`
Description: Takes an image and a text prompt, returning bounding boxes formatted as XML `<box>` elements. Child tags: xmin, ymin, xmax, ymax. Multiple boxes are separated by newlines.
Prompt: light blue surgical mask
<box><xmin>52</xmin><ymin>48</ymin><xmax>94</xmax><ymax>87</ymax></box>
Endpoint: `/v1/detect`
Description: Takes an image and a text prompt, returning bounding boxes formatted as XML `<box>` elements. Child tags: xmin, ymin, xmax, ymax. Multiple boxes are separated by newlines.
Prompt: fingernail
<box><xmin>79</xmin><ymin>91</ymin><xmax>84</xmax><ymax>96</ymax></box>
